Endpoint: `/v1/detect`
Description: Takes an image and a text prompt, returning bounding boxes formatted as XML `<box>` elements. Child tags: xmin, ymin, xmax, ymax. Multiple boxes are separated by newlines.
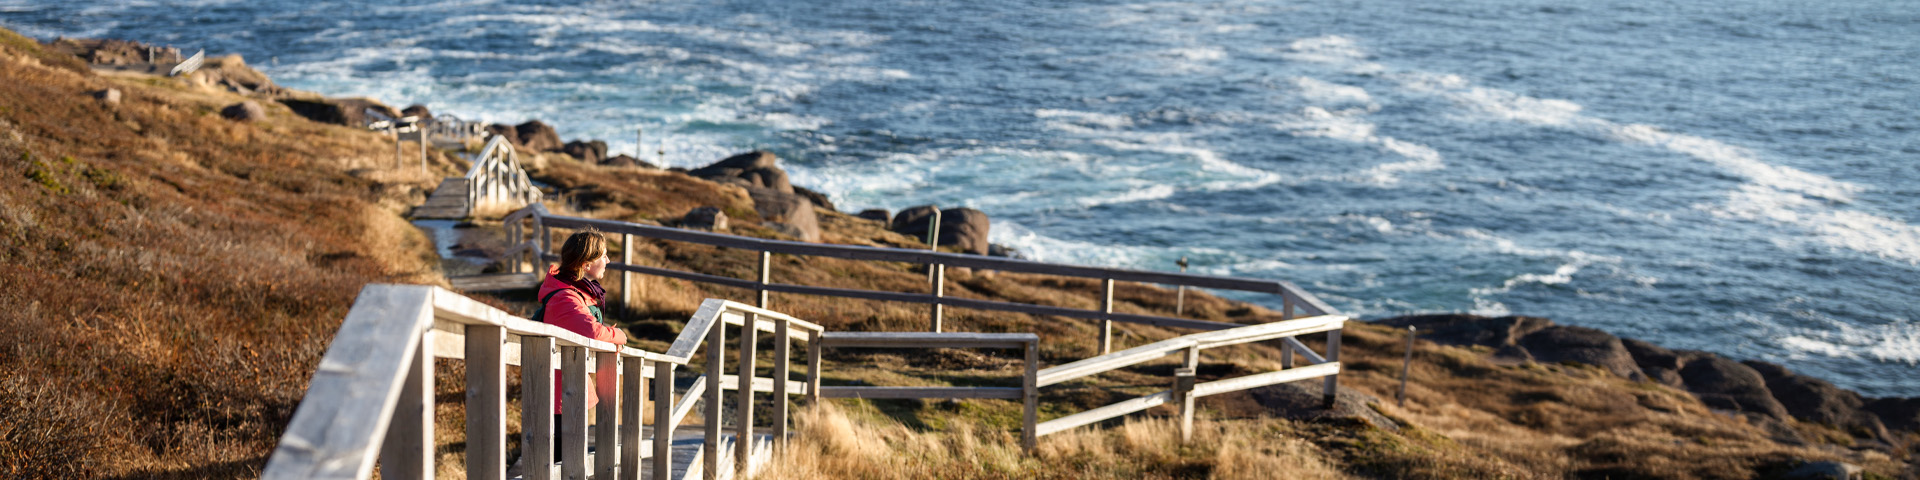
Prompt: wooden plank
<box><xmin>1037</xmin><ymin>339</ymin><xmax>1197</xmax><ymax>387</ymax></box>
<box><xmin>669</xmin><ymin>376</ymin><xmax>706</xmax><ymax>429</ymax></box>
<box><xmin>1323</xmin><ymin>329</ymin><xmax>1342</xmax><ymax>409</ymax></box>
<box><xmin>377</xmin><ymin>329</ymin><xmax>433</xmax><ymax>480</ymax></box>
<box><xmin>662</xmin><ymin>299</ymin><xmax>726</xmax><ymax>361</ymax></box>
<box><xmin>715</xmin><ymin>375</ymin><xmax>804</xmax><ymax>395</ymax></box>
<box><xmin>522</xmin><ymin>336</ymin><xmax>556</xmax><ymax>480</ymax></box>
<box><xmin>595</xmin><ymin>351</ymin><xmax>621</xmax><ymax>480</ymax></box>
<box><xmin>704</xmin><ymin>320</ymin><xmax>723</xmax><ymax>480</ymax></box>
<box><xmin>1279</xmin><ymin>280</ymin><xmax>1341</xmax><ymax>316</ymax></box>
<box><xmin>1035</xmin><ymin>390</ymin><xmax>1173</xmax><ymax>437</ymax></box>
<box><xmin>1192</xmin><ymin>362</ymin><xmax>1342</xmax><ymax>398</ymax></box>
<box><xmin>1282</xmin><ymin>337</ymin><xmax>1327</xmax><ymax>365</ymax></box>
<box><xmin>817</xmin><ymin>386</ymin><xmax>1025</xmax><ymax>400</ymax></box>
<box><xmin>736</xmin><ymin>319</ymin><xmax>756</xmax><ymax>474</ymax></box>
<box><xmin>450</xmin><ymin>273</ymin><xmax>541</xmax><ymax>292</ymax></box>
<box><xmin>466</xmin><ymin>325</ymin><xmax>507</xmax><ymax>480</ymax></box>
<box><xmin>561</xmin><ymin>346</ymin><xmax>589</xmax><ymax>480</ymax></box>
<box><xmin>430</xmin><ymin>319</ymin><xmax>466</xmax><ymax>360</ymax></box>
<box><xmin>263</xmin><ymin>285</ymin><xmax>433</xmax><ymax>480</ymax></box>
<box><xmin>1192</xmin><ymin>316</ymin><xmax>1345</xmax><ymax>350</ymax></box>
<box><xmin>772</xmin><ymin>321</ymin><xmax>790</xmax><ymax>449</ymax></box>
<box><xmin>1099</xmin><ymin>278</ymin><xmax>1115</xmax><ymax>355</ymax></box>
<box><xmin>652</xmin><ymin>362</ymin><xmax>674</xmax><ymax>480</ymax></box>
<box><xmin>620</xmin><ymin>357</ymin><xmax>645</xmax><ymax>480</ymax></box>
<box><xmin>806</xmin><ymin>330</ymin><xmax>821</xmax><ymax>406</ymax></box>
<box><xmin>1022</xmin><ymin>341</ymin><xmax>1038</xmax><ymax>452</ymax></box>
<box><xmin>819</xmin><ymin>332</ymin><xmax>1038</xmax><ymax>350</ymax></box>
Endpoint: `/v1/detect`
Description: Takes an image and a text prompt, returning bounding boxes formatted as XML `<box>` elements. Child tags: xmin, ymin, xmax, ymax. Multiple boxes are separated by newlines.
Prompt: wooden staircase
<box><xmin>411</xmin><ymin>177</ymin><xmax>471</xmax><ymax>219</ymax></box>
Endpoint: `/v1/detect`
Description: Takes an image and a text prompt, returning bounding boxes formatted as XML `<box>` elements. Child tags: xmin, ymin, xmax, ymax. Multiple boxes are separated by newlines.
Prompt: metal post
<box><xmin>1175</xmin><ymin>256</ymin><xmax>1188</xmax><ymax>316</ymax></box>
<box><xmin>929</xmin><ymin>263</ymin><xmax>945</xmax><ymax>332</ymax></box>
<box><xmin>1399</xmin><ymin>326</ymin><xmax>1416</xmax><ymax>407</ymax></box>
<box><xmin>1098</xmin><ymin>278</ymin><xmax>1115</xmax><ymax>355</ymax></box>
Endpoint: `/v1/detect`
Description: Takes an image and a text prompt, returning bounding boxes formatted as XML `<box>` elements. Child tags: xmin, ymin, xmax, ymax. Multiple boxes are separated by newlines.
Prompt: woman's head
<box><xmin>557</xmin><ymin>230</ymin><xmax>611</xmax><ymax>281</ymax></box>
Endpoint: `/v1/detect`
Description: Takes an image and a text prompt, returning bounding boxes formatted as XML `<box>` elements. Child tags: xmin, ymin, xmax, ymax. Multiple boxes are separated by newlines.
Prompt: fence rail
<box><xmin>503</xmin><ymin>204</ymin><xmax>1340</xmax><ymax>355</ymax></box>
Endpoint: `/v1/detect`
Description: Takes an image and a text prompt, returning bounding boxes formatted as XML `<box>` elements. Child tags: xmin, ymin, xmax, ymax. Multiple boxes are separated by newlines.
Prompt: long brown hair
<box><xmin>556</xmin><ymin>229</ymin><xmax>609</xmax><ymax>281</ymax></box>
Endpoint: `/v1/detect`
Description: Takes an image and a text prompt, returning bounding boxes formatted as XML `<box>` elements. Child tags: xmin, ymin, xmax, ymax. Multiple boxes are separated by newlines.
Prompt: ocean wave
<box><xmin>1036</xmin><ymin>109</ymin><xmax>1134</xmax><ymax>129</ymax></box>
<box><xmin>1273</xmin><ymin>106</ymin><xmax>1445</xmax><ymax>185</ymax></box>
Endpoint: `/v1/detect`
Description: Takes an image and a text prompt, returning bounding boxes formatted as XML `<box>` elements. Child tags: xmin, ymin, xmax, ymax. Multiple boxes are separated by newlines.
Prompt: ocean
<box><xmin>5</xmin><ymin>0</ymin><xmax>1915</xmax><ymax>396</ymax></box>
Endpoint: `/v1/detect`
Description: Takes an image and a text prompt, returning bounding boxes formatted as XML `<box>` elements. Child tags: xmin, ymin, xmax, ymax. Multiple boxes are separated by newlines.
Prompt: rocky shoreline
<box><xmin>1375</xmin><ymin>314</ymin><xmax>1918</xmax><ymax>454</ymax></box>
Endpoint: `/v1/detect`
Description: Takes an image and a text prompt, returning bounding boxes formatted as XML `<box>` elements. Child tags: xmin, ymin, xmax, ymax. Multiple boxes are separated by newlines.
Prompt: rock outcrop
<box><xmin>890</xmin><ymin>206</ymin><xmax>992</xmax><ymax>255</ymax></box>
<box><xmin>563</xmin><ymin>140</ymin><xmax>608</xmax><ymax>163</ymax></box>
<box><xmin>690</xmin><ymin>151</ymin><xmax>792</xmax><ymax>193</ymax></box>
<box><xmin>400</xmin><ymin>104</ymin><xmax>432</xmax><ymax>121</ymax></box>
<box><xmin>220</xmin><ymin>101</ymin><xmax>266</xmax><ymax>122</ymax></box>
<box><xmin>280</xmin><ymin>97</ymin><xmax>400</xmax><ymax>127</ymax></box>
<box><xmin>1679</xmin><ymin>356</ymin><xmax>1791</xmax><ymax>420</ymax></box>
<box><xmin>515</xmin><ymin>121</ymin><xmax>563</xmax><ymax>152</ymax></box>
<box><xmin>1250</xmin><ymin>382</ymin><xmax>1399</xmax><ymax>433</ymax></box>
<box><xmin>1745</xmin><ymin>361</ymin><xmax>1890</xmax><ymax>440</ymax></box>
<box><xmin>602</xmin><ymin>154</ymin><xmax>657</xmax><ymax>169</ymax></box>
<box><xmin>682</xmin><ymin>206</ymin><xmax>728</xmax><ymax>231</ymax></box>
<box><xmin>749</xmin><ymin>188</ymin><xmax>819</xmax><ymax>242</ymax></box>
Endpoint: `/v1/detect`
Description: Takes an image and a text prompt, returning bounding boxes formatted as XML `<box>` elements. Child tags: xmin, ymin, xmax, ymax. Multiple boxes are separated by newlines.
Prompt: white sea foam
<box><xmin>1280</xmin><ymin>35</ymin><xmax>1367</xmax><ymax>64</ymax></box>
<box><xmin>1036</xmin><ymin>109</ymin><xmax>1134</xmax><ymax>129</ymax></box>
<box><xmin>1778</xmin><ymin>320</ymin><xmax>1920</xmax><ymax>365</ymax></box>
<box><xmin>1273</xmin><ymin>107</ymin><xmax>1445</xmax><ymax>185</ymax></box>
<box><xmin>1291</xmin><ymin>77</ymin><xmax>1377</xmax><ymax>110</ymax></box>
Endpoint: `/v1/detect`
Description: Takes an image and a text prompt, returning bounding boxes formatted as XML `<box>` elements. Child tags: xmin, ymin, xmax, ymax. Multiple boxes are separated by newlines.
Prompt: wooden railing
<box><xmin>500</xmin><ymin>204</ymin><xmax>1341</xmax><ymax>353</ymax></box>
<box><xmin>467</xmin><ymin>136</ymin><xmax>543</xmax><ymax>217</ymax></box>
<box><xmin>811</xmin><ymin>332</ymin><xmax>1041</xmax><ymax>450</ymax></box>
<box><xmin>262</xmin><ymin>286</ymin><xmax>823</xmax><ymax>480</ymax></box>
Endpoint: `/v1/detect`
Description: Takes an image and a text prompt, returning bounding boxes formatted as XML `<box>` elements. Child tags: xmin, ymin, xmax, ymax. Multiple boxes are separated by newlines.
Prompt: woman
<box><xmin>536</xmin><ymin>229</ymin><xmax>628</xmax><ymax>459</ymax></box>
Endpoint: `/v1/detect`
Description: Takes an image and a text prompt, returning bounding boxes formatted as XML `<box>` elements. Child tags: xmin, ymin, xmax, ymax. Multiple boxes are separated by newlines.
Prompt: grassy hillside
<box><xmin>0</xmin><ymin>27</ymin><xmax>1910</xmax><ymax>479</ymax></box>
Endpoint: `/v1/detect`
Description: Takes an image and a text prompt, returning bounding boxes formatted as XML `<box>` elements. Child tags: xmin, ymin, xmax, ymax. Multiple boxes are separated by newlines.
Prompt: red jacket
<box><xmin>538</xmin><ymin>265</ymin><xmax>625</xmax><ymax>414</ymax></box>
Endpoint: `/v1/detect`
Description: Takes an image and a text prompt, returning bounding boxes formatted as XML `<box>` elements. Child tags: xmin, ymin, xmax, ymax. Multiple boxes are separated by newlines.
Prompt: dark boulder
<box><xmin>220</xmin><ymin>101</ymin><xmax>266</xmax><ymax>122</ymax></box>
<box><xmin>690</xmin><ymin>151</ymin><xmax>792</xmax><ymax>193</ymax></box>
<box><xmin>1678</xmin><ymin>356</ymin><xmax>1790</xmax><ymax>420</ymax></box>
<box><xmin>681</xmin><ymin>206</ymin><xmax>728</xmax><ymax>231</ymax></box>
<box><xmin>794</xmin><ymin>185</ymin><xmax>837</xmax><ymax>212</ymax></box>
<box><xmin>280</xmin><ymin>97</ymin><xmax>400</xmax><ymax>127</ymax></box>
<box><xmin>562</xmin><ymin>140</ymin><xmax>609</xmax><ymax>163</ymax></box>
<box><xmin>889</xmin><ymin>206</ymin><xmax>992</xmax><ymax>255</ymax></box>
<box><xmin>1622</xmin><ymin>338</ymin><xmax>1686</xmax><ymax>388</ymax></box>
<box><xmin>1517</xmin><ymin>326</ymin><xmax>1645</xmax><ymax>380</ymax></box>
<box><xmin>515</xmin><ymin>121</ymin><xmax>562</xmax><ymax>152</ymax></box>
<box><xmin>1864</xmin><ymin>397</ymin><xmax>1920</xmax><ymax>433</ymax></box>
<box><xmin>91</xmin><ymin>88</ymin><xmax>121</xmax><ymax>105</ymax></box>
<box><xmin>748</xmin><ymin>189</ymin><xmax>819</xmax><ymax>243</ymax></box>
<box><xmin>601</xmin><ymin>154</ymin><xmax>657</xmax><ymax>169</ymax></box>
<box><xmin>857</xmin><ymin>209</ymin><xmax>890</xmax><ymax>223</ymax></box>
<box><xmin>1371</xmin><ymin>315</ymin><xmax>1555</xmax><ymax>351</ymax></box>
<box><xmin>1743</xmin><ymin>360</ymin><xmax>1888</xmax><ymax>440</ymax></box>
<box><xmin>1250</xmin><ymin>382</ymin><xmax>1398</xmax><ymax>432</ymax></box>
<box><xmin>485</xmin><ymin>124</ymin><xmax>521</xmax><ymax>146</ymax></box>
<box><xmin>400</xmin><ymin>104</ymin><xmax>432</xmax><ymax>121</ymax></box>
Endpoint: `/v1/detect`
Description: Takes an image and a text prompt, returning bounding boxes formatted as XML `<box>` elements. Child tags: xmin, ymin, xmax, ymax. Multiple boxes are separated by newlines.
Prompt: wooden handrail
<box><xmin>1036</xmin><ymin>314</ymin><xmax>1345</xmax><ymax>387</ymax></box>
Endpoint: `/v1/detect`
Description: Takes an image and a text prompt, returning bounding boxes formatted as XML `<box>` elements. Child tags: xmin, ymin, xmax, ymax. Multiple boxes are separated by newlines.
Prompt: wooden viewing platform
<box><xmin>265</xmin><ymin>204</ymin><xmax>1348</xmax><ymax>480</ymax></box>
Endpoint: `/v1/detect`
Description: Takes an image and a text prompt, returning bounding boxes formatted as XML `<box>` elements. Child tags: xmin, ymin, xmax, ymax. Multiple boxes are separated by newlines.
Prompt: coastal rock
<box><xmin>1372</xmin><ymin>314</ymin><xmax>1554</xmax><ymax>351</ymax></box>
<box><xmin>601</xmin><ymin>154</ymin><xmax>657</xmax><ymax>169</ymax></box>
<box><xmin>857</xmin><ymin>209</ymin><xmax>890</xmax><ymax>223</ymax></box>
<box><xmin>280</xmin><ymin>97</ymin><xmax>399</xmax><ymax>127</ymax></box>
<box><xmin>987</xmin><ymin>243</ymin><xmax>1026</xmax><ymax>259</ymax></box>
<box><xmin>1622</xmin><ymin>338</ymin><xmax>1687</xmax><ymax>388</ymax></box>
<box><xmin>1517</xmin><ymin>326</ymin><xmax>1645</xmax><ymax>380</ymax></box>
<box><xmin>1250</xmin><ymin>382</ymin><xmax>1398</xmax><ymax>433</ymax></box>
<box><xmin>1783</xmin><ymin>461</ymin><xmax>1862</xmax><ymax>480</ymax></box>
<box><xmin>400</xmin><ymin>104</ymin><xmax>432</xmax><ymax>122</ymax></box>
<box><xmin>749</xmin><ymin>188</ymin><xmax>819</xmax><ymax>242</ymax></box>
<box><xmin>485</xmin><ymin>124</ymin><xmax>520</xmax><ymax>146</ymax></box>
<box><xmin>197</xmin><ymin>55</ymin><xmax>278</xmax><ymax>96</ymax></box>
<box><xmin>794</xmin><ymin>185</ymin><xmax>837</xmax><ymax>212</ymax></box>
<box><xmin>682</xmin><ymin>206</ymin><xmax>728</xmax><ymax>231</ymax></box>
<box><xmin>220</xmin><ymin>101</ymin><xmax>266</xmax><ymax>122</ymax></box>
<box><xmin>1864</xmin><ymin>397</ymin><xmax>1920</xmax><ymax>433</ymax></box>
<box><xmin>1678</xmin><ymin>356</ymin><xmax>1790</xmax><ymax>420</ymax></box>
<box><xmin>90</xmin><ymin>88</ymin><xmax>121</xmax><ymax>105</ymax></box>
<box><xmin>47</xmin><ymin>37</ymin><xmax>180</xmax><ymax>65</ymax></box>
<box><xmin>691</xmin><ymin>151</ymin><xmax>792</xmax><ymax>193</ymax></box>
<box><xmin>889</xmin><ymin>206</ymin><xmax>992</xmax><ymax>255</ymax></box>
<box><xmin>515</xmin><ymin>121</ymin><xmax>562</xmax><ymax>152</ymax></box>
<box><xmin>1744</xmin><ymin>360</ymin><xmax>1889</xmax><ymax>440</ymax></box>
<box><xmin>562</xmin><ymin>140</ymin><xmax>608</xmax><ymax>163</ymax></box>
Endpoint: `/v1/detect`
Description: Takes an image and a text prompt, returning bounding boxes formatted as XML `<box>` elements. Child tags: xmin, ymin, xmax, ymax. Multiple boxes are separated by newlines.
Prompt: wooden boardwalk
<box><xmin>509</xmin><ymin>427</ymin><xmax>773</xmax><ymax>480</ymax></box>
<box><xmin>411</xmin><ymin>177</ymin><xmax>471</xmax><ymax>219</ymax></box>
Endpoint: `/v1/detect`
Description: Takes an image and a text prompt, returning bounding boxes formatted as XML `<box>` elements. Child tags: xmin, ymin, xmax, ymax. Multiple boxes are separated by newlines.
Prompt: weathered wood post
<box><xmin>773</xmin><ymin>319</ymin><xmax>791</xmax><ymax>449</ymax></box>
<box><xmin>1175</xmin><ymin>256</ymin><xmax>1188</xmax><ymax>316</ymax></box>
<box><xmin>1022</xmin><ymin>338</ymin><xmax>1038</xmax><ymax>452</ymax></box>
<box><xmin>1098</xmin><ymin>278</ymin><xmax>1115</xmax><ymax>354</ymax></box>
<box><xmin>378</xmin><ymin>330</ymin><xmax>434</xmax><ymax>479</ymax></box>
<box><xmin>651</xmin><ymin>362</ymin><xmax>675</xmax><ymax>480</ymax></box>
<box><xmin>1175</xmin><ymin>346</ymin><xmax>1199</xmax><ymax>443</ymax></box>
<box><xmin>1399</xmin><ymin>326</ymin><xmax>1416</xmax><ymax>407</ymax></box>
<box><xmin>522</xmin><ymin>336</ymin><xmax>556</xmax><ymax>480</ymax></box>
<box><xmin>620</xmin><ymin>357</ymin><xmax>645</xmax><ymax>480</ymax></box>
<box><xmin>806</xmin><ymin>330</ymin><xmax>822</xmax><ymax>406</ymax></box>
<box><xmin>621</xmin><ymin>234</ymin><xmax>633</xmax><ymax>317</ymax></box>
<box><xmin>930</xmin><ymin>263</ymin><xmax>945</xmax><ymax>332</ymax></box>
<box><xmin>736</xmin><ymin>311</ymin><xmax>757</xmax><ymax>473</ymax></box>
<box><xmin>704</xmin><ymin>316</ymin><xmax>724</xmax><ymax>478</ymax></box>
<box><xmin>560</xmin><ymin>345</ymin><xmax>590</xmax><ymax>479</ymax></box>
<box><xmin>594</xmin><ymin>351</ymin><xmax>621</xmax><ymax>480</ymax></box>
<box><xmin>466</xmin><ymin>325</ymin><xmax>508</xmax><ymax>480</ymax></box>
<box><xmin>757</xmin><ymin>251</ymin><xmax>771</xmax><ymax>309</ymax></box>
<box><xmin>1323</xmin><ymin>329</ymin><xmax>1341</xmax><ymax>409</ymax></box>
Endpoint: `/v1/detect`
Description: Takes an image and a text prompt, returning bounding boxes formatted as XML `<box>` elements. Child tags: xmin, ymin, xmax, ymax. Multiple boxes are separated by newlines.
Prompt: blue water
<box><xmin>6</xmin><ymin>0</ymin><xmax>1916</xmax><ymax>396</ymax></box>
